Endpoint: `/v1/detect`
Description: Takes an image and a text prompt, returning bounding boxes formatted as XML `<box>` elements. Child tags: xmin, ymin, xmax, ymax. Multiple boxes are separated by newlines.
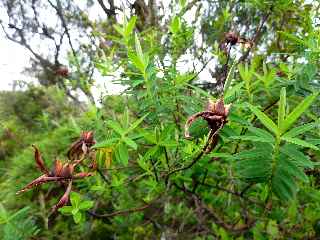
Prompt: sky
<box><xmin>0</xmin><ymin>31</ymin><xmax>35</xmax><ymax>90</ymax></box>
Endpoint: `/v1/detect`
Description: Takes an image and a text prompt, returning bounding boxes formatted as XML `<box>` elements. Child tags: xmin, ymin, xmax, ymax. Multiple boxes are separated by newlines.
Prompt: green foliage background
<box><xmin>0</xmin><ymin>0</ymin><xmax>320</xmax><ymax>239</ymax></box>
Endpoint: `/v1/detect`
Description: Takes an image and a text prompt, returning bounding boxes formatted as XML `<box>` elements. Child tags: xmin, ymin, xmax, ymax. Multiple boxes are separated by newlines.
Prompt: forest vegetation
<box><xmin>0</xmin><ymin>0</ymin><xmax>319</xmax><ymax>239</ymax></box>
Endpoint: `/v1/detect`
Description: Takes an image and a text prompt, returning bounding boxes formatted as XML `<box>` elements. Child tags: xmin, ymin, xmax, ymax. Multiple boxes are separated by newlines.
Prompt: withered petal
<box><xmin>81</xmin><ymin>142</ymin><xmax>88</xmax><ymax>154</ymax></box>
<box><xmin>51</xmin><ymin>180</ymin><xmax>73</xmax><ymax>212</ymax></box>
<box><xmin>32</xmin><ymin>145</ymin><xmax>49</xmax><ymax>175</ymax></box>
<box><xmin>16</xmin><ymin>175</ymin><xmax>65</xmax><ymax>194</ymax></box>
<box><xmin>61</xmin><ymin>163</ymin><xmax>74</xmax><ymax>178</ymax></box>
<box><xmin>73</xmin><ymin>172</ymin><xmax>94</xmax><ymax>179</ymax></box>
<box><xmin>184</xmin><ymin>111</ymin><xmax>213</xmax><ymax>138</ymax></box>
<box><xmin>52</xmin><ymin>160</ymin><xmax>63</xmax><ymax>176</ymax></box>
<box><xmin>213</xmin><ymin>98</ymin><xmax>226</xmax><ymax>116</ymax></box>
<box><xmin>67</xmin><ymin>141</ymin><xmax>82</xmax><ymax>160</ymax></box>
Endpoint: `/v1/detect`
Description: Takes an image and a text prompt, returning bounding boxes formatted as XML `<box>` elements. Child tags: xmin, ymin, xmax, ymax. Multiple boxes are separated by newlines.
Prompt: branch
<box><xmin>238</xmin><ymin>8</ymin><xmax>272</xmax><ymax>63</ymax></box>
<box><xmin>201</xmin><ymin>182</ymin><xmax>263</xmax><ymax>207</ymax></box>
<box><xmin>96</xmin><ymin>167</ymin><xmax>110</xmax><ymax>184</ymax></box>
<box><xmin>165</xmin><ymin>130</ymin><xmax>214</xmax><ymax>184</ymax></box>
<box><xmin>88</xmin><ymin>196</ymin><xmax>160</xmax><ymax>218</ymax></box>
<box><xmin>97</xmin><ymin>0</ymin><xmax>116</xmax><ymax>18</ymax></box>
<box><xmin>173</xmin><ymin>183</ymin><xmax>256</xmax><ymax>235</ymax></box>
<box><xmin>178</xmin><ymin>0</ymin><xmax>201</xmax><ymax>18</ymax></box>
<box><xmin>1</xmin><ymin>21</ymin><xmax>48</xmax><ymax>66</ymax></box>
<box><xmin>47</xmin><ymin>0</ymin><xmax>79</xmax><ymax>68</ymax></box>
<box><xmin>189</xmin><ymin>55</ymin><xmax>215</xmax><ymax>82</ymax></box>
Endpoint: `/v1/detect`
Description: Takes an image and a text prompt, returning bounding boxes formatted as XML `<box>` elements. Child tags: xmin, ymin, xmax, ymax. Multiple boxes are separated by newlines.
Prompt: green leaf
<box><xmin>280</xmin><ymin>144</ymin><xmax>313</xmax><ymax>168</ymax></box>
<box><xmin>135</xmin><ymin>33</ymin><xmax>144</xmax><ymax>62</ymax></box>
<box><xmin>278</xmin><ymin>153</ymin><xmax>308</xmax><ymax>182</ymax></box>
<box><xmin>79</xmin><ymin>201</ymin><xmax>94</xmax><ymax>210</ymax></box>
<box><xmin>142</xmin><ymin>131</ymin><xmax>157</xmax><ymax>144</ymax></box>
<box><xmin>278</xmin><ymin>31</ymin><xmax>306</xmax><ymax>46</ymax></box>
<box><xmin>124</xmin><ymin>16</ymin><xmax>137</xmax><ymax>37</ymax></box>
<box><xmin>278</xmin><ymin>87</ymin><xmax>286</xmax><ymax>132</ymax></box>
<box><xmin>137</xmin><ymin>156</ymin><xmax>150</xmax><ymax>172</ymax></box>
<box><xmin>71</xmin><ymin>208</ymin><xmax>79</xmax><ymax>215</ymax></box>
<box><xmin>235</xmin><ymin>143</ymin><xmax>273</xmax><ymax>182</ymax></box>
<box><xmin>179</xmin><ymin>0</ymin><xmax>186</xmax><ymax>8</ymax></box>
<box><xmin>128</xmin><ymin>52</ymin><xmax>145</xmax><ymax>73</ymax></box>
<box><xmin>281</xmin><ymin>136</ymin><xmax>319</xmax><ymax>150</ymax></box>
<box><xmin>223</xmin><ymin>60</ymin><xmax>237</xmax><ymax>95</ymax></box>
<box><xmin>114</xmin><ymin>24</ymin><xmax>124</xmax><ymax>36</ymax></box>
<box><xmin>266</xmin><ymin>220</ymin><xmax>279</xmax><ymax>238</ymax></box>
<box><xmin>170</xmin><ymin>16</ymin><xmax>181</xmax><ymax>33</ymax></box>
<box><xmin>93</xmin><ymin>138</ymin><xmax>118</xmax><ymax>148</ymax></box>
<box><xmin>70</xmin><ymin>192</ymin><xmax>81</xmax><ymax>208</ymax></box>
<box><xmin>142</xmin><ymin>146</ymin><xmax>159</xmax><ymax>161</ymax></box>
<box><xmin>248</xmin><ymin>104</ymin><xmax>279</xmax><ymax>136</ymax></box>
<box><xmin>73</xmin><ymin>211</ymin><xmax>82</xmax><ymax>224</ymax></box>
<box><xmin>122</xmin><ymin>107</ymin><xmax>130</xmax><ymax>129</ymax></box>
<box><xmin>106</xmin><ymin>120</ymin><xmax>125</xmax><ymax>136</ymax></box>
<box><xmin>247</xmin><ymin>126</ymin><xmax>275</xmax><ymax>142</ymax></box>
<box><xmin>159</xmin><ymin>140</ymin><xmax>177</xmax><ymax>147</ymax></box>
<box><xmin>239</xmin><ymin>63</ymin><xmax>253</xmax><ymax>90</ymax></box>
<box><xmin>208</xmin><ymin>152</ymin><xmax>233</xmax><ymax>159</ymax></box>
<box><xmin>282</xmin><ymin>122</ymin><xmax>319</xmax><ymax>138</ymax></box>
<box><xmin>58</xmin><ymin>206</ymin><xmax>73</xmax><ymax>214</ymax></box>
<box><xmin>122</xmin><ymin>137</ymin><xmax>137</xmax><ymax>150</ymax></box>
<box><xmin>6</xmin><ymin>206</ymin><xmax>31</xmax><ymax>222</ymax></box>
<box><xmin>117</xmin><ymin>143</ymin><xmax>129</xmax><ymax>165</ymax></box>
<box><xmin>229</xmin><ymin>135</ymin><xmax>272</xmax><ymax>143</ymax></box>
<box><xmin>272</xmin><ymin>168</ymin><xmax>296</xmax><ymax>201</ymax></box>
<box><xmin>224</xmin><ymin>82</ymin><xmax>244</xmax><ymax>102</ymax></box>
<box><xmin>308</xmin><ymin>138</ymin><xmax>320</xmax><ymax>146</ymax></box>
<box><xmin>282</xmin><ymin>92</ymin><xmax>319</xmax><ymax>132</ymax></box>
<box><xmin>126</xmin><ymin>113</ymin><xmax>149</xmax><ymax>133</ymax></box>
<box><xmin>186</xmin><ymin>83</ymin><xmax>212</xmax><ymax>98</ymax></box>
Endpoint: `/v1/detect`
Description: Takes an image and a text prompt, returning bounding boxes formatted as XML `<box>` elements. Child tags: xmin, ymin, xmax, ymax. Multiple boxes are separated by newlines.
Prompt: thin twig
<box><xmin>165</xmin><ymin>130</ymin><xmax>214</xmax><ymax>184</ymax></box>
<box><xmin>96</xmin><ymin>168</ymin><xmax>110</xmax><ymax>184</ymax></box>
<box><xmin>87</xmin><ymin>196</ymin><xmax>160</xmax><ymax>218</ymax></box>
<box><xmin>238</xmin><ymin>8</ymin><xmax>272</xmax><ymax>63</ymax></box>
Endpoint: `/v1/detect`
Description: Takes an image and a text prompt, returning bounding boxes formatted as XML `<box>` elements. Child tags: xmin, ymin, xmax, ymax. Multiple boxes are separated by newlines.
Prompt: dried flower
<box><xmin>67</xmin><ymin>131</ymin><xmax>96</xmax><ymax>161</ymax></box>
<box><xmin>185</xmin><ymin>98</ymin><xmax>231</xmax><ymax>152</ymax></box>
<box><xmin>17</xmin><ymin>145</ymin><xmax>93</xmax><ymax>212</ymax></box>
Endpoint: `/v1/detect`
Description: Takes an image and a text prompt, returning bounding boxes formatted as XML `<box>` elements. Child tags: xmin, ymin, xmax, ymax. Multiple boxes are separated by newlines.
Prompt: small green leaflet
<box><xmin>78</xmin><ymin>201</ymin><xmax>94</xmax><ymax>210</ymax></box>
<box><xmin>281</xmin><ymin>136</ymin><xmax>319</xmax><ymax>151</ymax></box>
<box><xmin>280</xmin><ymin>144</ymin><xmax>313</xmax><ymax>168</ymax></box>
<box><xmin>223</xmin><ymin>60</ymin><xmax>237</xmax><ymax>95</ymax></box>
<box><xmin>230</xmin><ymin>135</ymin><xmax>273</xmax><ymax>143</ymax></box>
<box><xmin>93</xmin><ymin>138</ymin><xmax>118</xmax><ymax>149</ymax></box>
<box><xmin>117</xmin><ymin>143</ymin><xmax>129</xmax><ymax>165</ymax></box>
<box><xmin>122</xmin><ymin>137</ymin><xmax>137</xmax><ymax>150</ymax></box>
<box><xmin>282</xmin><ymin>92</ymin><xmax>319</xmax><ymax>133</ymax></box>
<box><xmin>125</xmin><ymin>113</ymin><xmax>149</xmax><ymax>134</ymax></box>
<box><xmin>248</xmin><ymin>104</ymin><xmax>279</xmax><ymax>136</ymax></box>
<box><xmin>170</xmin><ymin>16</ymin><xmax>181</xmax><ymax>34</ymax></box>
<box><xmin>106</xmin><ymin>120</ymin><xmax>124</xmax><ymax>135</ymax></box>
<box><xmin>278</xmin><ymin>87</ymin><xmax>286</xmax><ymax>132</ymax></box>
<box><xmin>124</xmin><ymin>16</ymin><xmax>137</xmax><ymax>38</ymax></box>
<box><xmin>70</xmin><ymin>192</ymin><xmax>81</xmax><ymax>208</ymax></box>
<box><xmin>282</xmin><ymin>122</ymin><xmax>319</xmax><ymax>138</ymax></box>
